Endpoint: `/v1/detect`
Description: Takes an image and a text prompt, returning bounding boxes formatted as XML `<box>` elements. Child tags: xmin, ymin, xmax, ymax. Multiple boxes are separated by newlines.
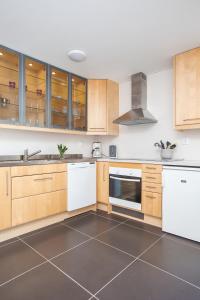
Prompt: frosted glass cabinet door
<box><xmin>51</xmin><ymin>68</ymin><xmax>68</xmax><ymax>129</ymax></box>
<box><xmin>72</xmin><ymin>75</ymin><xmax>87</xmax><ymax>131</ymax></box>
<box><xmin>25</xmin><ymin>58</ymin><xmax>46</xmax><ymax>127</ymax></box>
<box><xmin>0</xmin><ymin>47</ymin><xmax>19</xmax><ymax>124</ymax></box>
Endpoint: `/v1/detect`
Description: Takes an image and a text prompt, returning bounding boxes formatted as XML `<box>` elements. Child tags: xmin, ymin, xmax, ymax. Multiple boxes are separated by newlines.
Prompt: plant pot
<box><xmin>160</xmin><ymin>149</ymin><xmax>174</xmax><ymax>160</ymax></box>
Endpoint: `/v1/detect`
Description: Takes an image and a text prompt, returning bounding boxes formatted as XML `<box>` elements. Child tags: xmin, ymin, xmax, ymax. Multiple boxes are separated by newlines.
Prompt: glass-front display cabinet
<box><xmin>25</xmin><ymin>58</ymin><xmax>46</xmax><ymax>127</ymax></box>
<box><xmin>51</xmin><ymin>68</ymin><xmax>68</xmax><ymax>129</ymax></box>
<box><xmin>72</xmin><ymin>75</ymin><xmax>87</xmax><ymax>130</ymax></box>
<box><xmin>0</xmin><ymin>47</ymin><xmax>19</xmax><ymax>124</ymax></box>
<box><xmin>0</xmin><ymin>45</ymin><xmax>87</xmax><ymax>131</ymax></box>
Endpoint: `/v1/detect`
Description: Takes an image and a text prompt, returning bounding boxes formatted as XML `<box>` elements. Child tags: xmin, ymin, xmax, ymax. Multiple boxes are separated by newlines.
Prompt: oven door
<box><xmin>109</xmin><ymin>174</ymin><xmax>141</xmax><ymax>210</ymax></box>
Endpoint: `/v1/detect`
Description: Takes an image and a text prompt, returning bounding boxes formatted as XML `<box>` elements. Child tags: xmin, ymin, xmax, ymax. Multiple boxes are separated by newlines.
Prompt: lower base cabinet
<box><xmin>0</xmin><ymin>167</ymin><xmax>11</xmax><ymax>230</ymax></box>
<box><xmin>142</xmin><ymin>191</ymin><xmax>162</xmax><ymax>218</ymax></box>
<box><xmin>12</xmin><ymin>190</ymin><xmax>66</xmax><ymax>226</ymax></box>
<box><xmin>97</xmin><ymin>162</ymin><xmax>109</xmax><ymax>204</ymax></box>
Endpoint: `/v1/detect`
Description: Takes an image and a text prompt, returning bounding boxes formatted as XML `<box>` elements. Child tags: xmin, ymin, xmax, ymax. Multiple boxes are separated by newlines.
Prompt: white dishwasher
<box><xmin>67</xmin><ymin>162</ymin><xmax>96</xmax><ymax>211</ymax></box>
<box><xmin>162</xmin><ymin>166</ymin><xmax>200</xmax><ymax>242</ymax></box>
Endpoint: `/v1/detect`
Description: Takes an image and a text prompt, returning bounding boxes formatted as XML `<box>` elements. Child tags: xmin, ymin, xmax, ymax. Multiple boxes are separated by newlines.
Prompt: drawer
<box><xmin>142</xmin><ymin>181</ymin><xmax>162</xmax><ymax>194</ymax></box>
<box><xmin>142</xmin><ymin>164</ymin><xmax>162</xmax><ymax>174</ymax></box>
<box><xmin>12</xmin><ymin>190</ymin><xmax>66</xmax><ymax>226</ymax></box>
<box><xmin>142</xmin><ymin>191</ymin><xmax>162</xmax><ymax>218</ymax></box>
<box><xmin>143</xmin><ymin>172</ymin><xmax>161</xmax><ymax>183</ymax></box>
<box><xmin>11</xmin><ymin>163</ymin><xmax>66</xmax><ymax>177</ymax></box>
<box><xmin>12</xmin><ymin>172</ymin><xmax>67</xmax><ymax>199</ymax></box>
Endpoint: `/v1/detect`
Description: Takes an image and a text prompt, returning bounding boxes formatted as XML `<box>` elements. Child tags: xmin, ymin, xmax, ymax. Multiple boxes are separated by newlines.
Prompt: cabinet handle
<box><xmin>6</xmin><ymin>171</ymin><xmax>9</xmax><ymax>196</ymax></box>
<box><xmin>103</xmin><ymin>165</ymin><xmax>106</xmax><ymax>181</ymax></box>
<box><xmin>183</xmin><ymin>118</ymin><xmax>200</xmax><ymax>121</ymax></box>
<box><xmin>145</xmin><ymin>167</ymin><xmax>156</xmax><ymax>170</ymax></box>
<box><xmin>145</xmin><ymin>176</ymin><xmax>156</xmax><ymax>180</ymax></box>
<box><xmin>34</xmin><ymin>177</ymin><xmax>53</xmax><ymax>181</ymax></box>
<box><xmin>146</xmin><ymin>186</ymin><xmax>156</xmax><ymax>189</ymax></box>
<box><xmin>89</xmin><ymin>128</ymin><xmax>105</xmax><ymax>130</ymax></box>
<box><xmin>145</xmin><ymin>195</ymin><xmax>156</xmax><ymax>199</ymax></box>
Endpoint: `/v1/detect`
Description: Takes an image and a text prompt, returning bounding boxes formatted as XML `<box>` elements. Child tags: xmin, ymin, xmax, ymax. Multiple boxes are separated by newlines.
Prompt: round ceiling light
<box><xmin>68</xmin><ymin>50</ymin><xmax>86</xmax><ymax>62</ymax></box>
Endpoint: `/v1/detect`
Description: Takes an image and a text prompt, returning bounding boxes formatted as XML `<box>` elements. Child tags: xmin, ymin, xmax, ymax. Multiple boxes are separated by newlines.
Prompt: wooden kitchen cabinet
<box><xmin>0</xmin><ymin>167</ymin><xmax>11</xmax><ymax>230</ymax></box>
<box><xmin>142</xmin><ymin>164</ymin><xmax>162</xmax><ymax>218</ymax></box>
<box><xmin>96</xmin><ymin>162</ymin><xmax>109</xmax><ymax>204</ymax></box>
<box><xmin>87</xmin><ymin>79</ymin><xmax>119</xmax><ymax>135</ymax></box>
<box><xmin>11</xmin><ymin>164</ymin><xmax>67</xmax><ymax>226</ymax></box>
<box><xmin>174</xmin><ymin>47</ymin><xmax>200</xmax><ymax>130</ymax></box>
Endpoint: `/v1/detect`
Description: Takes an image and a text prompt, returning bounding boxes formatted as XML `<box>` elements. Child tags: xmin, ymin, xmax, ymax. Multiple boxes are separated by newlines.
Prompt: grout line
<box><xmin>17</xmin><ymin>237</ymin><xmax>95</xmax><ymax>298</ymax></box>
<box><xmin>61</xmin><ymin>223</ymin><xmax>92</xmax><ymax>239</ymax></box>
<box><xmin>90</xmin><ymin>212</ymin><xmax>122</xmax><ymax>224</ymax></box>
<box><xmin>94</xmin><ymin>219</ymin><xmax>129</xmax><ymax>239</ymax></box>
<box><xmin>64</xmin><ymin>212</ymin><xmax>94</xmax><ymax>224</ymax></box>
<box><xmin>163</xmin><ymin>233</ymin><xmax>200</xmax><ymax>251</ymax></box>
<box><xmin>122</xmin><ymin>220</ymin><xmax>163</xmax><ymax>237</ymax></box>
<box><xmin>139</xmin><ymin>258</ymin><xmax>200</xmax><ymax>291</ymax></box>
<box><xmin>93</xmin><ymin>238</ymin><xmax>135</xmax><ymax>259</ymax></box>
<box><xmin>50</xmin><ymin>238</ymin><xmax>93</xmax><ymax>261</ymax></box>
<box><xmin>0</xmin><ymin>238</ymin><xmax>20</xmax><ymax>249</ymax></box>
<box><xmin>0</xmin><ymin>261</ymin><xmax>47</xmax><ymax>287</ymax></box>
<box><xmin>19</xmin><ymin>223</ymin><xmax>62</xmax><ymax>240</ymax></box>
<box><xmin>94</xmin><ymin>234</ymin><xmax>165</xmax><ymax>297</ymax></box>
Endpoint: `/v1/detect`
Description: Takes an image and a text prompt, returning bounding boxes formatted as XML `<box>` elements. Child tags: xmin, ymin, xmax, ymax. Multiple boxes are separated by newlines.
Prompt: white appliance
<box><xmin>92</xmin><ymin>142</ymin><xmax>102</xmax><ymax>158</ymax></box>
<box><xmin>67</xmin><ymin>162</ymin><xmax>96</xmax><ymax>211</ymax></box>
<box><xmin>163</xmin><ymin>166</ymin><xmax>200</xmax><ymax>242</ymax></box>
<box><xmin>109</xmin><ymin>167</ymin><xmax>142</xmax><ymax>210</ymax></box>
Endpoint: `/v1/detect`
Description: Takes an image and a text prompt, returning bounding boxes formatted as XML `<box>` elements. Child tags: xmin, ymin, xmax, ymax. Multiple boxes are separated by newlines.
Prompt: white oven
<box><xmin>109</xmin><ymin>167</ymin><xmax>142</xmax><ymax>210</ymax></box>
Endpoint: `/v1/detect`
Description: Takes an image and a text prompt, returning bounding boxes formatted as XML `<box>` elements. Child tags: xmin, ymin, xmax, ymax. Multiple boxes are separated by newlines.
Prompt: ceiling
<box><xmin>0</xmin><ymin>0</ymin><xmax>200</xmax><ymax>82</ymax></box>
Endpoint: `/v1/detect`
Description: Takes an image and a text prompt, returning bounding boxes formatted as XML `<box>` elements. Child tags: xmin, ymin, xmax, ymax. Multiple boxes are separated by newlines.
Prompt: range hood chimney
<box><xmin>113</xmin><ymin>72</ymin><xmax>157</xmax><ymax>125</ymax></box>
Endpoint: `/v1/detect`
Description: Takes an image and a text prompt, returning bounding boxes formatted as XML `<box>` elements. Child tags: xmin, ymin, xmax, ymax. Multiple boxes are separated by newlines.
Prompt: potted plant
<box><xmin>154</xmin><ymin>140</ymin><xmax>176</xmax><ymax>160</ymax></box>
<box><xmin>57</xmin><ymin>144</ymin><xmax>68</xmax><ymax>159</ymax></box>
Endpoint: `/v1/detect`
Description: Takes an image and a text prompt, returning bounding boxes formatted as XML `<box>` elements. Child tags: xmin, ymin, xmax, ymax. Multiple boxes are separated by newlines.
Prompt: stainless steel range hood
<box><xmin>113</xmin><ymin>72</ymin><xmax>157</xmax><ymax>125</ymax></box>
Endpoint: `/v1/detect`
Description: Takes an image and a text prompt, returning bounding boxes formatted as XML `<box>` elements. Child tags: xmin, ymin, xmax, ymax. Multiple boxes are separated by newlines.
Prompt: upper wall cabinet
<box><xmin>72</xmin><ymin>75</ymin><xmax>87</xmax><ymax>131</ymax></box>
<box><xmin>87</xmin><ymin>79</ymin><xmax>119</xmax><ymax>135</ymax></box>
<box><xmin>0</xmin><ymin>47</ymin><xmax>19</xmax><ymax>124</ymax></box>
<box><xmin>25</xmin><ymin>58</ymin><xmax>47</xmax><ymax>128</ymax></box>
<box><xmin>51</xmin><ymin>68</ymin><xmax>68</xmax><ymax>129</ymax></box>
<box><xmin>174</xmin><ymin>48</ymin><xmax>200</xmax><ymax>130</ymax></box>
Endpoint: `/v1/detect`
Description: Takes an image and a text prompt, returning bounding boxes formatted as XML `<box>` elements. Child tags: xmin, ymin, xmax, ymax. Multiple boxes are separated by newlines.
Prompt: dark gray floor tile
<box><xmin>66</xmin><ymin>214</ymin><xmax>118</xmax><ymax>237</ymax></box>
<box><xmin>0</xmin><ymin>240</ymin><xmax>44</xmax><ymax>284</ymax></box>
<box><xmin>97</xmin><ymin>260</ymin><xmax>200</xmax><ymax>300</ymax></box>
<box><xmin>0</xmin><ymin>262</ymin><xmax>90</xmax><ymax>300</ymax></box>
<box><xmin>97</xmin><ymin>223</ymin><xmax>159</xmax><ymax>257</ymax></box>
<box><xmin>165</xmin><ymin>233</ymin><xmax>200</xmax><ymax>249</ymax></box>
<box><xmin>23</xmin><ymin>225</ymin><xmax>89</xmax><ymax>259</ymax></box>
<box><xmin>20</xmin><ymin>222</ymin><xmax>62</xmax><ymax>239</ymax></box>
<box><xmin>0</xmin><ymin>237</ymin><xmax>18</xmax><ymax>248</ymax></box>
<box><xmin>125</xmin><ymin>218</ymin><xmax>163</xmax><ymax>236</ymax></box>
<box><xmin>63</xmin><ymin>211</ymin><xmax>93</xmax><ymax>223</ymax></box>
<box><xmin>52</xmin><ymin>239</ymin><xmax>132</xmax><ymax>293</ymax></box>
<box><xmin>94</xmin><ymin>210</ymin><xmax>128</xmax><ymax>222</ymax></box>
<box><xmin>141</xmin><ymin>237</ymin><xmax>200</xmax><ymax>287</ymax></box>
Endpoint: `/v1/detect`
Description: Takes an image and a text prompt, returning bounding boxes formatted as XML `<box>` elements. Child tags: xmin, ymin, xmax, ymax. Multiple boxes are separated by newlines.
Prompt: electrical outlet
<box><xmin>182</xmin><ymin>137</ymin><xmax>189</xmax><ymax>145</ymax></box>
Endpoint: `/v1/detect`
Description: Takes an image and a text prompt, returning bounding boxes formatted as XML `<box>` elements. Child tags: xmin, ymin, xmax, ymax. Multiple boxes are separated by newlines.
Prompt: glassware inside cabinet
<box><xmin>25</xmin><ymin>58</ymin><xmax>46</xmax><ymax>127</ymax></box>
<box><xmin>51</xmin><ymin>68</ymin><xmax>68</xmax><ymax>129</ymax></box>
<box><xmin>72</xmin><ymin>75</ymin><xmax>87</xmax><ymax>131</ymax></box>
<box><xmin>0</xmin><ymin>47</ymin><xmax>19</xmax><ymax>124</ymax></box>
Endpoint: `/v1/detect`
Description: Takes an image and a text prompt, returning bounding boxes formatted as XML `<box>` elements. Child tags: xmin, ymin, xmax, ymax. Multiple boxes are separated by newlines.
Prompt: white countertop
<box><xmin>97</xmin><ymin>158</ymin><xmax>200</xmax><ymax>168</ymax></box>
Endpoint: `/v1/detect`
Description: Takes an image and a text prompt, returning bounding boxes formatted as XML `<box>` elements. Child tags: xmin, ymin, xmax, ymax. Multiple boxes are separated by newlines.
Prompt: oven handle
<box><xmin>110</xmin><ymin>176</ymin><xmax>140</xmax><ymax>182</ymax></box>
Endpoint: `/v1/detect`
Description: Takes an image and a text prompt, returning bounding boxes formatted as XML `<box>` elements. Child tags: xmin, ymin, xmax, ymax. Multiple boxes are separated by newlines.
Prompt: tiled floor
<box><xmin>0</xmin><ymin>211</ymin><xmax>200</xmax><ymax>299</ymax></box>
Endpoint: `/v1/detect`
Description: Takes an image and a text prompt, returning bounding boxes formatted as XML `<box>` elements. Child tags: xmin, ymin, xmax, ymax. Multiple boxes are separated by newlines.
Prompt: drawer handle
<box><xmin>183</xmin><ymin>118</ymin><xmax>200</xmax><ymax>121</ymax></box>
<box><xmin>145</xmin><ymin>176</ymin><xmax>156</xmax><ymax>180</ymax></box>
<box><xmin>146</xmin><ymin>186</ymin><xmax>156</xmax><ymax>189</ymax></box>
<box><xmin>90</xmin><ymin>128</ymin><xmax>105</xmax><ymax>130</ymax></box>
<box><xmin>34</xmin><ymin>177</ymin><xmax>53</xmax><ymax>181</ymax></box>
<box><xmin>145</xmin><ymin>167</ymin><xmax>156</xmax><ymax>170</ymax></box>
<box><xmin>146</xmin><ymin>195</ymin><xmax>156</xmax><ymax>199</ymax></box>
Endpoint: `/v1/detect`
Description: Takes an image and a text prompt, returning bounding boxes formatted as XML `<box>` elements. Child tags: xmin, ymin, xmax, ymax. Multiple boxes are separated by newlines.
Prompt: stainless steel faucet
<box><xmin>23</xmin><ymin>149</ymin><xmax>41</xmax><ymax>161</ymax></box>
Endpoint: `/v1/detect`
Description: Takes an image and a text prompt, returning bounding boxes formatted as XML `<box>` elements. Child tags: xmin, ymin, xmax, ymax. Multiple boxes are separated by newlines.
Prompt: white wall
<box><xmin>0</xmin><ymin>129</ymin><xmax>93</xmax><ymax>156</ymax></box>
<box><xmin>101</xmin><ymin>69</ymin><xmax>200</xmax><ymax>160</ymax></box>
